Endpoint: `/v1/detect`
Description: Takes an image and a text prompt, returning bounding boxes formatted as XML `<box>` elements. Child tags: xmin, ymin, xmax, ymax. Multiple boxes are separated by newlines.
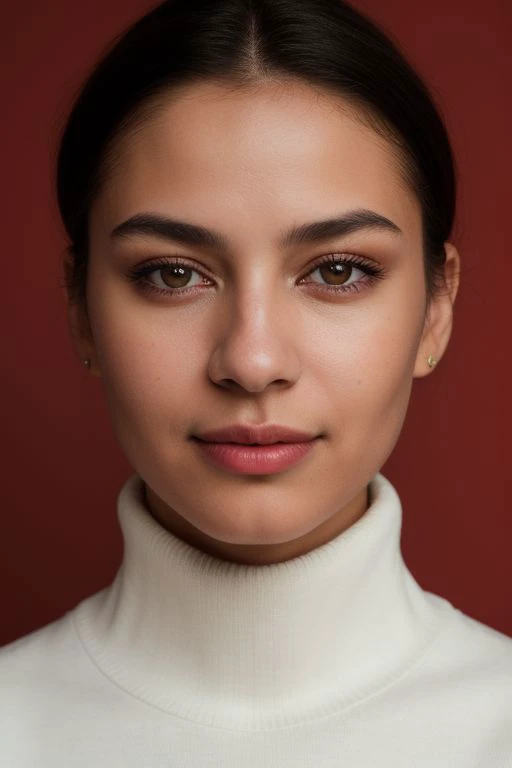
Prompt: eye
<box><xmin>299</xmin><ymin>253</ymin><xmax>387</xmax><ymax>295</ymax></box>
<box><xmin>127</xmin><ymin>256</ymin><xmax>213</xmax><ymax>297</ymax></box>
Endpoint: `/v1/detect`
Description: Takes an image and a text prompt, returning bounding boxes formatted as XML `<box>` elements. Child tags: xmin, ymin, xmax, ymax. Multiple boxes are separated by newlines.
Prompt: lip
<box><xmin>192</xmin><ymin>423</ymin><xmax>319</xmax><ymax>445</ymax></box>
<box><xmin>191</xmin><ymin>438</ymin><xmax>321</xmax><ymax>475</ymax></box>
<box><xmin>190</xmin><ymin>423</ymin><xmax>322</xmax><ymax>475</ymax></box>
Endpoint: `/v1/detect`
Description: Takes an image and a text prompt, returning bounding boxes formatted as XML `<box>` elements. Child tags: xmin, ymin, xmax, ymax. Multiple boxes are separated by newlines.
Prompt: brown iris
<box><xmin>317</xmin><ymin>260</ymin><xmax>351</xmax><ymax>286</ymax></box>
<box><xmin>161</xmin><ymin>265</ymin><xmax>193</xmax><ymax>288</ymax></box>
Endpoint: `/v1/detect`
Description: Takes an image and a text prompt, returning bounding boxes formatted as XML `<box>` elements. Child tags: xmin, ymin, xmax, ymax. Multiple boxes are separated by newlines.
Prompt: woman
<box><xmin>1</xmin><ymin>0</ymin><xmax>510</xmax><ymax>764</ymax></box>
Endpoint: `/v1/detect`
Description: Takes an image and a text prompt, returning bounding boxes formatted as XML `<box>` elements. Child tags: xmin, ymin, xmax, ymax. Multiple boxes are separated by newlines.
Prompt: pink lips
<box><xmin>191</xmin><ymin>423</ymin><xmax>322</xmax><ymax>475</ymax></box>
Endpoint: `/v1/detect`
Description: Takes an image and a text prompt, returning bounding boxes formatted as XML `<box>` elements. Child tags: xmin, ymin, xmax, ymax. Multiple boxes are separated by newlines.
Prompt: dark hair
<box><xmin>56</xmin><ymin>0</ymin><xmax>456</xmax><ymax>312</ymax></box>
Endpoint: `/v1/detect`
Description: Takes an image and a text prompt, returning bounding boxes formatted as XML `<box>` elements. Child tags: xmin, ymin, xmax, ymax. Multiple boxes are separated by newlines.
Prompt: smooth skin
<box><xmin>67</xmin><ymin>79</ymin><xmax>460</xmax><ymax>565</ymax></box>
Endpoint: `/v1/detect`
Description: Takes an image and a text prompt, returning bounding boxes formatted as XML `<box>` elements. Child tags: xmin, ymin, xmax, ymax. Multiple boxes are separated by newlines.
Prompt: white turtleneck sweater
<box><xmin>1</xmin><ymin>471</ymin><xmax>511</xmax><ymax>766</ymax></box>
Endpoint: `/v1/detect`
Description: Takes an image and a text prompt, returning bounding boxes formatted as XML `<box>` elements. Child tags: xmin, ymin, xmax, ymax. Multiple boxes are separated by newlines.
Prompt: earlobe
<box><xmin>413</xmin><ymin>241</ymin><xmax>461</xmax><ymax>379</ymax></box>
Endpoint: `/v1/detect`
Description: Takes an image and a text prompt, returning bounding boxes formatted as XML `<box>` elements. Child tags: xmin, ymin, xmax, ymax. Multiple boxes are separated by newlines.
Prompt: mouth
<box><xmin>191</xmin><ymin>436</ymin><xmax>321</xmax><ymax>475</ymax></box>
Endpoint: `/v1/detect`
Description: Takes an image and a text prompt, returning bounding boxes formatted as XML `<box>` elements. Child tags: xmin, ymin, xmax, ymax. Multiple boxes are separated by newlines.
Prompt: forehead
<box><xmin>93</xmin><ymin>80</ymin><xmax>421</xmax><ymax>242</ymax></box>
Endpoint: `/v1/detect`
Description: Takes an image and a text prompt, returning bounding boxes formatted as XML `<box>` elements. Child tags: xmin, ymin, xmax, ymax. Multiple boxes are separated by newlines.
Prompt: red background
<box><xmin>1</xmin><ymin>0</ymin><xmax>510</xmax><ymax>646</ymax></box>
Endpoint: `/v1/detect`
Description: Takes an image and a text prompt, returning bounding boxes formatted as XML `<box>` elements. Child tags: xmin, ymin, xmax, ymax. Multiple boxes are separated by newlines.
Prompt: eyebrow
<box><xmin>110</xmin><ymin>208</ymin><xmax>402</xmax><ymax>250</ymax></box>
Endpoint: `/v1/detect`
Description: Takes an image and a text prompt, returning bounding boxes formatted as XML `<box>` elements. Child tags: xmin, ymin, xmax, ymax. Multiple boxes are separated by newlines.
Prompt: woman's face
<box><xmin>79</xmin><ymin>79</ymin><xmax>457</xmax><ymax>564</ymax></box>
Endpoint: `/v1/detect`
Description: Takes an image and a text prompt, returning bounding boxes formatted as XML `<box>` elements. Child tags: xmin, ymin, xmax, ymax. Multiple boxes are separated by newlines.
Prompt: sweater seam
<box><xmin>69</xmin><ymin>601</ymin><xmax>456</xmax><ymax>733</ymax></box>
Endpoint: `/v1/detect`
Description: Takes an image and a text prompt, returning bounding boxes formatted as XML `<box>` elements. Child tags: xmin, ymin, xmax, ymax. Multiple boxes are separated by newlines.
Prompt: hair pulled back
<box><xmin>56</xmin><ymin>0</ymin><xmax>456</xmax><ymax>311</ymax></box>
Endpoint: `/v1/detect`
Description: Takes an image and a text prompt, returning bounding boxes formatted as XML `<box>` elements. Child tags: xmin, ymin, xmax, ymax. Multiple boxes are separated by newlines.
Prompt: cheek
<box><xmin>307</xmin><ymin>290</ymin><xmax>423</xmax><ymax>459</ymax></box>
<box><xmin>87</xmin><ymin>272</ymin><xmax>208</xmax><ymax>436</ymax></box>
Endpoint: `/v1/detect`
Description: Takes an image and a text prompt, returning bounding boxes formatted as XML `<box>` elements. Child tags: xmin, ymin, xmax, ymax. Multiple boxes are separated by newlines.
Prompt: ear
<box><xmin>63</xmin><ymin>253</ymin><xmax>101</xmax><ymax>378</ymax></box>
<box><xmin>413</xmin><ymin>242</ymin><xmax>461</xmax><ymax>379</ymax></box>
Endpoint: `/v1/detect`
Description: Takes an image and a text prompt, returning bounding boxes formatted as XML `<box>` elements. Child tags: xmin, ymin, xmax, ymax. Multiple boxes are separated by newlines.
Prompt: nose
<box><xmin>207</xmin><ymin>286</ymin><xmax>301</xmax><ymax>394</ymax></box>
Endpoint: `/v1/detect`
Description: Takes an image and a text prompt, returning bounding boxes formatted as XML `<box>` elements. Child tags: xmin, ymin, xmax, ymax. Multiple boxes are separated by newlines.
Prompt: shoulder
<box><xmin>397</xmin><ymin>593</ymin><xmax>512</xmax><ymax>758</ymax></box>
<box><xmin>0</xmin><ymin>609</ymin><xmax>85</xmax><ymax>690</ymax></box>
<box><xmin>0</xmin><ymin>592</ymin><xmax>116</xmax><ymax>766</ymax></box>
<box><xmin>0</xmin><ymin>589</ymin><xmax>106</xmax><ymax>700</ymax></box>
<box><xmin>410</xmin><ymin>591</ymin><xmax>512</xmax><ymax>691</ymax></box>
<box><xmin>428</xmin><ymin>595</ymin><xmax>512</xmax><ymax>674</ymax></box>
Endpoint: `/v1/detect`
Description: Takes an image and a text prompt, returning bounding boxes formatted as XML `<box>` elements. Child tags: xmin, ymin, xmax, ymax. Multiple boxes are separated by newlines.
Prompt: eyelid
<box><xmin>301</xmin><ymin>250</ymin><xmax>378</xmax><ymax>273</ymax></box>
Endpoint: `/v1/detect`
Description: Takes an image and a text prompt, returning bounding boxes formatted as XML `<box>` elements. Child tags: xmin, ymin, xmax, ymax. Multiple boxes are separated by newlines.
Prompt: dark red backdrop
<box><xmin>1</xmin><ymin>0</ymin><xmax>510</xmax><ymax>645</ymax></box>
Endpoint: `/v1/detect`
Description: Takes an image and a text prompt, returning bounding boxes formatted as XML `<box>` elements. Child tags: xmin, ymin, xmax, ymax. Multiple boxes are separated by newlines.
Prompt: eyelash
<box><xmin>126</xmin><ymin>253</ymin><xmax>387</xmax><ymax>299</ymax></box>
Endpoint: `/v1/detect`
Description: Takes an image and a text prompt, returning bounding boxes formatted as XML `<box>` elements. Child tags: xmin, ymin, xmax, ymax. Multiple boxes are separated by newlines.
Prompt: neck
<box><xmin>143</xmin><ymin>482</ymin><xmax>370</xmax><ymax>565</ymax></box>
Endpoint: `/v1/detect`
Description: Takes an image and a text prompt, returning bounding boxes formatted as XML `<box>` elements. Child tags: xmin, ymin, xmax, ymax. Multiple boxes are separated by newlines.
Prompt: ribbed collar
<box><xmin>73</xmin><ymin>471</ymin><xmax>449</xmax><ymax>730</ymax></box>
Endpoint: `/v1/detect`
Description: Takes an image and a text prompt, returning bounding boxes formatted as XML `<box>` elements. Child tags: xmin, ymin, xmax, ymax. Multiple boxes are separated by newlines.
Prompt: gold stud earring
<box><xmin>427</xmin><ymin>354</ymin><xmax>438</xmax><ymax>368</ymax></box>
<box><xmin>83</xmin><ymin>359</ymin><xmax>91</xmax><ymax>369</ymax></box>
